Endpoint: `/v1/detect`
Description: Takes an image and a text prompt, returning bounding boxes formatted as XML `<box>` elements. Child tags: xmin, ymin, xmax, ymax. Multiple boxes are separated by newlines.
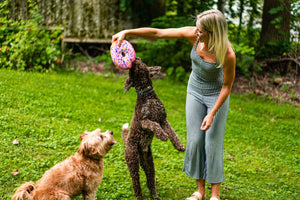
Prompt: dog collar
<box><xmin>136</xmin><ymin>86</ymin><xmax>154</xmax><ymax>95</ymax></box>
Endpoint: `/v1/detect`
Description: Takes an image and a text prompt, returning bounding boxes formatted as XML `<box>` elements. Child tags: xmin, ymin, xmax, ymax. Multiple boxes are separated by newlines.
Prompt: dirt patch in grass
<box><xmin>232</xmin><ymin>71</ymin><xmax>299</xmax><ymax>104</ymax></box>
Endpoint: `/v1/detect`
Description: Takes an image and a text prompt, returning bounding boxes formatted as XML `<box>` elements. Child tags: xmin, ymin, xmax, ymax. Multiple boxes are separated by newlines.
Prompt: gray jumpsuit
<box><xmin>182</xmin><ymin>39</ymin><xmax>229</xmax><ymax>183</ymax></box>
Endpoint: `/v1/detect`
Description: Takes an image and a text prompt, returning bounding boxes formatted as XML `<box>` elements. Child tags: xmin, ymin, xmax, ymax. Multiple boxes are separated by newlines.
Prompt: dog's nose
<box><xmin>110</xmin><ymin>131</ymin><xmax>113</xmax><ymax>135</ymax></box>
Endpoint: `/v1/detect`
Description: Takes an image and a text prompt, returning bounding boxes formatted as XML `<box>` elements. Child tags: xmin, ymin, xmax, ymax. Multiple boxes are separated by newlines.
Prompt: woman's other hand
<box><xmin>201</xmin><ymin>113</ymin><xmax>214</xmax><ymax>131</ymax></box>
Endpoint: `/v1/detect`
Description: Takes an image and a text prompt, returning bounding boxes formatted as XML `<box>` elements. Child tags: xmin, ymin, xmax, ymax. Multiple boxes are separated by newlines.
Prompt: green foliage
<box><xmin>167</xmin><ymin>66</ymin><xmax>190</xmax><ymax>83</ymax></box>
<box><xmin>120</xmin><ymin>0</ymin><xmax>133</xmax><ymax>13</ymax></box>
<box><xmin>289</xmin><ymin>90</ymin><xmax>297</xmax><ymax>100</ymax></box>
<box><xmin>231</xmin><ymin>42</ymin><xmax>256</xmax><ymax>75</ymax></box>
<box><xmin>151</xmin><ymin>15</ymin><xmax>194</xmax><ymax>28</ymax></box>
<box><xmin>133</xmin><ymin>15</ymin><xmax>193</xmax><ymax>74</ymax></box>
<box><xmin>95</xmin><ymin>50</ymin><xmax>114</xmax><ymax>68</ymax></box>
<box><xmin>0</xmin><ymin>69</ymin><xmax>299</xmax><ymax>200</ymax></box>
<box><xmin>135</xmin><ymin>38</ymin><xmax>192</xmax><ymax>73</ymax></box>
<box><xmin>166</xmin><ymin>0</ymin><xmax>214</xmax><ymax>17</ymax></box>
<box><xmin>280</xmin><ymin>83</ymin><xmax>292</xmax><ymax>92</ymax></box>
<box><xmin>228</xmin><ymin>22</ymin><xmax>261</xmax><ymax>75</ymax></box>
<box><xmin>257</xmin><ymin>39</ymin><xmax>292</xmax><ymax>59</ymax></box>
<box><xmin>0</xmin><ymin>1</ymin><xmax>62</xmax><ymax>72</ymax></box>
<box><xmin>268</xmin><ymin>4</ymin><xmax>284</xmax><ymax>15</ymax></box>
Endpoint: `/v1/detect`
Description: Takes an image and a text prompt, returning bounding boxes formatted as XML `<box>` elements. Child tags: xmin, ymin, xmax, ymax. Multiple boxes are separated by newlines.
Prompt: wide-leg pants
<box><xmin>182</xmin><ymin>92</ymin><xmax>229</xmax><ymax>183</ymax></box>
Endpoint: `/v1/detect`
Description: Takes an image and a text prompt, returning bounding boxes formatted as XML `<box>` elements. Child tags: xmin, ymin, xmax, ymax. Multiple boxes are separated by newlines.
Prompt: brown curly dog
<box><xmin>122</xmin><ymin>57</ymin><xmax>185</xmax><ymax>200</ymax></box>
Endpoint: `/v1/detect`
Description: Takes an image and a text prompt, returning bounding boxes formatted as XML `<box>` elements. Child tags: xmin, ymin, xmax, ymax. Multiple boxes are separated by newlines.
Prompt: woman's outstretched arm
<box><xmin>112</xmin><ymin>27</ymin><xmax>197</xmax><ymax>46</ymax></box>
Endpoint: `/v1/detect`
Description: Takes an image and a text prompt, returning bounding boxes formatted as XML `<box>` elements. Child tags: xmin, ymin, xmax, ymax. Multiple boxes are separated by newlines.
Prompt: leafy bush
<box><xmin>0</xmin><ymin>1</ymin><xmax>62</xmax><ymax>72</ymax></box>
<box><xmin>132</xmin><ymin>15</ymin><xmax>194</xmax><ymax>79</ymax></box>
<box><xmin>166</xmin><ymin>66</ymin><xmax>190</xmax><ymax>84</ymax></box>
<box><xmin>150</xmin><ymin>15</ymin><xmax>194</xmax><ymax>28</ymax></box>
<box><xmin>135</xmin><ymin>38</ymin><xmax>191</xmax><ymax>70</ymax></box>
<box><xmin>100</xmin><ymin>17</ymin><xmax>192</xmax><ymax>79</ymax></box>
<box><xmin>231</xmin><ymin>42</ymin><xmax>257</xmax><ymax>75</ymax></box>
<box><xmin>227</xmin><ymin>23</ymin><xmax>261</xmax><ymax>75</ymax></box>
<box><xmin>95</xmin><ymin>50</ymin><xmax>114</xmax><ymax>68</ymax></box>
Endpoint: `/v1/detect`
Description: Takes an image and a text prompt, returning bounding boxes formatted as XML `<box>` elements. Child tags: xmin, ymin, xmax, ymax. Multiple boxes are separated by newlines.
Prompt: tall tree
<box><xmin>177</xmin><ymin>0</ymin><xmax>185</xmax><ymax>16</ymax></box>
<box><xmin>246</xmin><ymin>0</ymin><xmax>261</xmax><ymax>48</ymax></box>
<box><xmin>131</xmin><ymin>0</ymin><xmax>166</xmax><ymax>26</ymax></box>
<box><xmin>217</xmin><ymin>0</ymin><xmax>225</xmax><ymax>13</ymax></box>
<box><xmin>237</xmin><ymin>0</ymin><xmax>245</xmax><ymax>44</ymax></box>
<box><xmin>257</xmin><ymin>0</ymin><xmax>291</xmax><ymax>59</ymax></box>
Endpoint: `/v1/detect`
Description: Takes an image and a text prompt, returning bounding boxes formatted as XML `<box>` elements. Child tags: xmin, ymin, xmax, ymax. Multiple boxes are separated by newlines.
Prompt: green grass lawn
<box><xmin>0</xmin><ymin>69</ymin><xmax>299</xmax><ymax>199</ymax></box>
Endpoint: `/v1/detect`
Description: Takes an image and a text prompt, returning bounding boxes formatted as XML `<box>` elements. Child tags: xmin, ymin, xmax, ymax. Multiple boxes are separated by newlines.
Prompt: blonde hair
<box><xmin>197</xmin><ymin>10</ymin><xmax>228</xmax><ymax>68</ymax></box>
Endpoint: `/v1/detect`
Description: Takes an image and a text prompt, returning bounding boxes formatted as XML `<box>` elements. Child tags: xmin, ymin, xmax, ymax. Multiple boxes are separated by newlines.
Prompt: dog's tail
<box><xmin>122</xmin><ymin>123</ymin><xmax>129</xmax><ymax>146</ymax></box>
<box><xmin>12</xmin><ymin>181</ymin><xmax>35</xmax><ymax>200</ymax></box>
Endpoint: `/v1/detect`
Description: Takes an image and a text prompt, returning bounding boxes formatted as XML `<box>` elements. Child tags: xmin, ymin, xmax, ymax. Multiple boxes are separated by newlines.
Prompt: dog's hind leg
<box><xmin>83</xmin><ymin>191</ymin><xmax>97</xmax><ymax>200</ymax></box>
<box><xmin>12</xmin><ymin>182</ymin><xmax>35</xmax><ymax>200</ymax></box>
<box><xmin>122</xmin><ymin>123</ymin><xmax>129</xmax><ymax>146</ymax></box>
<box><xmin>162</xmin><ymin>120</ymin><xmax>185</xmax><ymax>151</ymax></box>
<box><xmin>125</xmin><ymin>144</ymin><xmax>143</xmax><ymax>200</ymax></box>
<box><xmin>140</xmin><ymin>147</ymin><xmax>160</xmax><ymax>200</ymax></box>
<box><xmin>51</xmin><ymin>193</ymin><xmax>71</xmax><ymax>200</ymax></box>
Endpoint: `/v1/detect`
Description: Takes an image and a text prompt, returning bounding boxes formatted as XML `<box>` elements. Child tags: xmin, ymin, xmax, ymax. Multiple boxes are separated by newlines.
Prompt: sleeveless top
<box><xmin>187</xmin><ymin>39</ymin><xmax>223</xmax><ymax>96</ymax></box>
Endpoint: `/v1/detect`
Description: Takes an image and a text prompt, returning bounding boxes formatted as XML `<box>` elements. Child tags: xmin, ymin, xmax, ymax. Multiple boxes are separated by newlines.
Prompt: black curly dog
<box><xmin>122</xmin><ymin>57</ymin><xmax>185</xmax><ymax>200</ymax></box>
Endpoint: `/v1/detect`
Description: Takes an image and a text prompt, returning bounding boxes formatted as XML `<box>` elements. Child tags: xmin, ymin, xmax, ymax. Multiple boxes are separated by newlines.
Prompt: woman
<box><xmin>112</xmin><ymin>10</ymin><xmax>235</xmax><ymax>200</ymax></box>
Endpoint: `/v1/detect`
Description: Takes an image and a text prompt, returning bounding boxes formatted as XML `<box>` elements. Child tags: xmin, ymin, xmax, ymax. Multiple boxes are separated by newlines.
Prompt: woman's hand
<box><xmin>112</xmin><ymin>30</ymin><xmax>127</xmax><ymax>46</ymax></box>
<box><xmin>201</xmin><ymin>113</ymin><xmax>214</xmax><ymax>131</ymax></box>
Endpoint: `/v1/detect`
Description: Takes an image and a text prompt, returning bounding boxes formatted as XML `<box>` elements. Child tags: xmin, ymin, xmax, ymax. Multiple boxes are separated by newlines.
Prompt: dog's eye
<box><xmin>98</xmin><ymin>136</ymin><xmax>103</xmax><ymax>140</ymax></box>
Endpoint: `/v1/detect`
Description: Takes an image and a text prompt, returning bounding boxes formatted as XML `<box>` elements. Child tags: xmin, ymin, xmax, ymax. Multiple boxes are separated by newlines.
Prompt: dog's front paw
<box><xmin>172</xmin><ymin>142</ymin><xmax>185</xmax><ymax>152</ymax></box>
<box><xmin>177</xmin><ymin>145</ymin><xmax>186</xmax><ymax>152</ymax></box>
<box><xmin>156</xmin><ymin>132</ymin><xmax>168</xmax><ymax>141</ymax></box>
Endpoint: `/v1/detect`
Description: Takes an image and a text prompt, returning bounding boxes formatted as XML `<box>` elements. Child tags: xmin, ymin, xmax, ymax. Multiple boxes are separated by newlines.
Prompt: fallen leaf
<box><xmin>11</xmin><ymin>169</ymin><xmax>19</xmax><ymax>175</ymax></box>
<box><xmin>274</xmin><ymin>77</ymin><xmax>282</xmax><ymax>84</ymax></box>
<box><xmin>13</xmin><ymin>139</ymin><xmax>19</xmax><ymax>145</ymax></box>
<box><xmin>227</xmin><ymin>155</ymin><xmax>234</xmax><ymax>160</ymax></box>
<box><xmin>63</xmin><ymin>118</ymin><xmax>69</xmax><ymax>121</ymax></box>
<box><xmin>243</xmin><ymin>153</ymin><xmax>247</xmax><ymax>156</ymax></box>
<box><xmin>271</xmin><ymin>118</ymin><xmax>275</xmax><ymax>122</ymax></box>
<box><xmin>98</xmin><ymin>118</ymin><xmax>102</xmax><ymax>122</ymax></box>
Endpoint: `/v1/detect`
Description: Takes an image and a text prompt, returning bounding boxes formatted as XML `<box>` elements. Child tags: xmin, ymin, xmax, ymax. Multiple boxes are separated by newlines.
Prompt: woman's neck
<box><xmin>200</xmin><ymin>42</ymin><xmax>214</xmax><ymax>54</ymax></box>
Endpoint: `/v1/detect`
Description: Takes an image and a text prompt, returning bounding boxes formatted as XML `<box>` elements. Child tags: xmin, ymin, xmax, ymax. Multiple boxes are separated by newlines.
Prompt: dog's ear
<box><xmin>79</xmin><ymin>142</ymin><xmax>104</xmax><ymax>159</ymax></box>
<box><xmin>84</xmin><ymin>143</ymin><xmax>98</xmax><ymax>158</ymax></box>
<box><xmin>149</xmin><ymin>66</ymin><xmax>161</xmax><ymax>78</ymax></box>
<box><xmin>124</xmin><ymin>77</ymin><xmax>133</xmax><ymax>92</ymax></box>
<box><xmin>80</xmin><ymin>131</ymin><xmax>88</xmax><ymax>140</ymax></box>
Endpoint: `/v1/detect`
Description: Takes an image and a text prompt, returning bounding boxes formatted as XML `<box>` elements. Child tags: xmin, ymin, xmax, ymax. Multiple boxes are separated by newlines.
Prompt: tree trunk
<box><xmin>217</xmin><ymin>0</ymin><xmax>225</xmax><ymax>13</ymax></box>
<box><xmin>237</xmin><ymin>0</ymin><xmax>244</xmax><ymax>44</ymax></box>
<box><xmin>131</xmin><ymin>0</ymin><xmax>166</xmax><ymax>27</ymax></box>
<box><xmin>177</xmin><ymin>0</ymin><xmax>185</xmax><ymax>16</ymax></box>
<box><xmin>247</xmin><ymin>0</ymin><xmax>260</xmax><ymax>47</ymax></box>
<box><xmin>257</xmin><ymin>0</ymin><xmax>291</xmax><ymax>59</ymax></box>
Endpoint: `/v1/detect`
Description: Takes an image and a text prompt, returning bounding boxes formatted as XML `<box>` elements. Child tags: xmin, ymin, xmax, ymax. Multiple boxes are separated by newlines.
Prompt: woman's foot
<box><xmin>186</xmin><ymin>191</ymin><xmax>204</xmax><ymax>200</ymax></box>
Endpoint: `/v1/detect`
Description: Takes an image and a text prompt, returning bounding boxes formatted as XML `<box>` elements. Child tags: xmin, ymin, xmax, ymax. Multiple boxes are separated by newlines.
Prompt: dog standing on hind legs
<box><xmin>122</xmin><ymin>57</ymin><xmax>185</xmax><ymax>200</ymax></box>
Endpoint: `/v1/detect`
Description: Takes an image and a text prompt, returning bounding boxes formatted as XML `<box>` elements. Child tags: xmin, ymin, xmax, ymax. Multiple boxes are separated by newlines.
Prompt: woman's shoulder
<box><xmin>226</xmin><ymin>42</ymin><xmax>236</xmax><ymax>60</ymax></box>
<box><xmin>179</xmin><ymin>26</ymin><xmax>197</xmax><ymax>45</ymax></box>
<box><xmin>223</xmin><ymin>42</ymin><xmax>236</xmax><ymax>69</ymax></box>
